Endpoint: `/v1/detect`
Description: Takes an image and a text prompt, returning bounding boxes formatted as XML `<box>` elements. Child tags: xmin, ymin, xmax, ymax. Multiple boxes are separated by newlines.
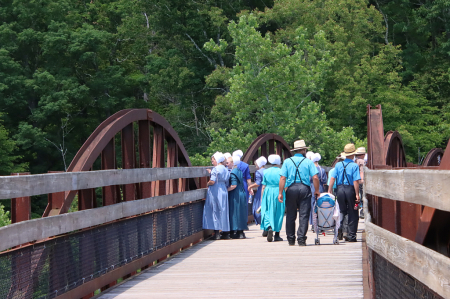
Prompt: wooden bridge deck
<box><xmin>98</xmin><ymin>218</ymin><xmax>364</xmax><ymax>299</ymax></box>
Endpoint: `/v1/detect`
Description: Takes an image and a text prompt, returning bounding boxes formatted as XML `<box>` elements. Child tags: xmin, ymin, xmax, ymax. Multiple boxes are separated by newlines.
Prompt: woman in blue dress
<box><xmin>309</xmin><ymin>153</ymin><xmax>328</xmax><ymax>229</ymax></box>
<box><xmin>248</xmin><ymin>156</ymin><xmax>267</xmax><ymax>230</ymax></box>
<box><xmin>227</xmin><ymin>155</ymin><xmax>248</xmax><ymax>239</ymax></box>
<box><xmin>233</xmin><ymin>150</ymin><xmax>252</xmax><ymax>212</ymax></box>
<box><xmin>203</xmin><ymin>152</ymin><xmax>230</xmax><ymax>240</ymax></box>
<box><xmin>260</xmin><ymin>155</ymin><xmax>285</xmax><ymax>242</ymax></box>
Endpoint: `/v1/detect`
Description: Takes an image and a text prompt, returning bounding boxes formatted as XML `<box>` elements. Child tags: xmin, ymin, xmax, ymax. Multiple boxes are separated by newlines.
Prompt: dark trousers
<box><xmin>336</xmin><ymin>185</ymin><xmax>359</xmax><ymax>240</ymax></box>
<box><xmin>285</xmin><ymin>183</ymin><xmax>311</xmax><ymax>242</ymax></box>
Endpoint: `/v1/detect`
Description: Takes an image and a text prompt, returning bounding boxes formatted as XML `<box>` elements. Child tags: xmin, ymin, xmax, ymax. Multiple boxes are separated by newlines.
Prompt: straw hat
<box><xmin>341</xmin><ymin>143</ymin><xmax>357</xmax><ymax>157</ymax></box>
<box><xmin>290</xmin><ymin>140</ymin><xmax>309</xmax><ymax>151</ymax></box>
<box><xmin>355</xmin><ymin>147</ymin><xmax>366</xmax><ymax>155</ymax></box>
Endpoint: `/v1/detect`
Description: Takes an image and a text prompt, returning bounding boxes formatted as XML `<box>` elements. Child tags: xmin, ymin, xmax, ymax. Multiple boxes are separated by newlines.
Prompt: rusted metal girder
<box><xmin>52</xmin><ymin>109</ymin><xmax>195</xmax><ymax>215</ymax></box>
<box><xmin>11</xmin><ymin>172</ymin><xmax>31</xmax><ymax>223</ymax></box>
<box><xmin>242</xmin><ymin>133</ymin><xmax>292</xmax><ymax>165</ymax></box>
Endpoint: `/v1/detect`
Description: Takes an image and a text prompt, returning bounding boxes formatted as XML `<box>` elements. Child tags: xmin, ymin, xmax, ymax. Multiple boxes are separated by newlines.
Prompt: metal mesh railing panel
<box><xmin>0</xmin><ymin>200</ymin><xmax>204</xmax><ymax>299</ymax></box>
<box><xmin>371</xmin><ymin>249</ymin><xmax>443</xmax><ymax>299</ymax></box>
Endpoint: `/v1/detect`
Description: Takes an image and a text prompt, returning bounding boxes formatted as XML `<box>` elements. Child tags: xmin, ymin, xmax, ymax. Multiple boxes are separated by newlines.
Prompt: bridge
<box><xmin>0</xmin><ymin>105</ymin><xmax>449</xmax><ymax>298</ymax></box>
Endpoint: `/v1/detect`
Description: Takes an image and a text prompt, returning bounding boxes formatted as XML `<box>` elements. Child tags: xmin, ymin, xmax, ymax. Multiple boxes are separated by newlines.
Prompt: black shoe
<box><xmin>274</xmin><ymin>233</ymin><xmax>283</xmax><ymax>242</ymax></box>
<box><xmin>267</xmin><ymin>228</ymin><xmax>273</xmax><ymax>242</ymax></box>
<box><xmin>298</xmin><ymin>240</ymin><xmax>307</xmax><ymax>246</ymax></box>
<box><xmin>262</xmin><ymin>230</ymin><xmax>268</xmax><ymax>237</ymax></box>
<box><xmin>347</xmin><ymin>238</ymin><xmax>357</xmax><ymax>242</ymax></box>
<box><xmin>221</xmin><ymin>232</ymin><xmax>231</xmax><ymax>240</ymax></box>
<box><xmin>238</xmin><ymin>230</ymin><xmax>246</xmax><ymax>239</ymax></box>
<box><xmin>213</xmin><ymin>230</ymin><xmax>221</xmax><ymax>240</ymax></box>
<box><xmin>338</xmin><ymin>229</ymin><xmax>343</xmax><ymax>240</ymax></box>
<box><xmin>288</xmin><ymin>239</ymin><xmax>295</xmax><ymax>246</ymax></box>
<box><xmin>359</xmin><ymin>210</ymin><xmax>365</xmax><ymax>219</ymax></box>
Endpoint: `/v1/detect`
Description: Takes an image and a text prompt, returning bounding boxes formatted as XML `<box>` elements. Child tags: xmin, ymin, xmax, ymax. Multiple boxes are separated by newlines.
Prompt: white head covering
<box><xmin>312</xmin><ymin>153</ymin><xmax>321</xmax><ymax>163</ymax></box>
<box><xmin>255</xmin><ymin>156</ymin><xmax>267</xmax><ymax>168</ymax></box>
<box><xmin>232</xmin><ymin>155</ymin><xmax>241</xmax><ymax>165</ymax></box>
<box><xmin>306</xmin><ymin>151</ymin><xmax>314</xmax><ymax>160</ymax></box>
<box><xmin>213</xmin><ymin>152</ymin><xmax>225</xmax><ymax>163</ymax></box>
<box><xmin>364</xmin><ymin>153</ymin><xmax>368</xmax><ymax>163</ymax></box>
<box><xmin>224</xmin><ymin>152</ymin><xmax>232</xmax><ymax>159</ymax></box>
<box><xmin>268</xmin><ymin>154</ymin><xmax>281</xmax><ymax>165</ymax></box>
<box><xmin>233</xmin><ymin>150</ymin><xmax>244</xmax><ymax>158</ymax></box>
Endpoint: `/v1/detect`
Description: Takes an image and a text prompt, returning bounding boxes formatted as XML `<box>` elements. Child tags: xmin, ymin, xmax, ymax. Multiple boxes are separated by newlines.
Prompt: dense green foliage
<box><xmin>0</xmin><ymin>0</ymin><xmax>449</xmax><ymax>218</ymax></box>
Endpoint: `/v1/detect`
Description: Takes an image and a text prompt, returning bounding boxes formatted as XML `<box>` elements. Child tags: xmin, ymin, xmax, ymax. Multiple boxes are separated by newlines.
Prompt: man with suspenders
<box><xmin>328</xmin><ymin>144</ymin><xmax>361</xmax><ymax>242</ymax></box>
<box><xmin>279</xmin><ymin>140</ymin><xmax>319</xmax><ymax>246</ymax></box>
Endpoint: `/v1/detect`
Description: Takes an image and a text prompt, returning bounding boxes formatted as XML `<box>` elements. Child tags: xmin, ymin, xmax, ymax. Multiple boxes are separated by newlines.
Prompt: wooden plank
<box><xmin>364</xmin><ymin>167</ymin><xmax>450</xmax><ymax>212</ymax></box>
<box><xmin>97</xmin><ymin>219</ymin><xmax>364</xmax><ymax>299</ymax></box>
<box><xmin>0</xmin><ymin>189</ymin><xmax>207</xmax><ymax>252</ymax></box>
<box><xmin>0</xmin><ymin>167</ymin><xmax>211</xmax><ymax>199</ymax></box>
<box><xmin>365</xmin><ymin>221</ymin><xmax>450</xmax><ymax>299</ymax></box>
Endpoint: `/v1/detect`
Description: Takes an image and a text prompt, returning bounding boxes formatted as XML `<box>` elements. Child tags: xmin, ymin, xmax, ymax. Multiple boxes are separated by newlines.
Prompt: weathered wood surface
<box><xmin>0</xmin><ymin>167</ymin><xmax>211</xmax><ymax>199</ymax></box>
<box><xmin>364</xmin><ymin>167</ymin><xmax>450</xmax><ymax>212</ymax></box>
<box><xmin>365</xmin><ymin>221</ymin><xmax>450</xmax><ymax>299</ymax></box>
<box><xmin>97</xmin><ymin>219</ymin><xmax>364</xmax><ymax>299</ymax></box>
<box><xmin>0</xmin><ymin>189</ymin><xmax>206</xmax><ymax>252</ymax></box>
<box><xmin>362</xmin><ymin>195</ymin><xmax>450</xmax><ymax>298</ymax></box>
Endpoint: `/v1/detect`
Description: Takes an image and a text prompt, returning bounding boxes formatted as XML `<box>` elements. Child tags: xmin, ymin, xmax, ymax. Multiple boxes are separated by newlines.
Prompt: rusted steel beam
<box><xmin>11</xmin><ymin>172</ymin><xmax>31</xmax><ymax>223</ymax></box>
<box><xmin>167</xmin><ymin>138</ymin><xmax>179</xmax><ymax>194</ymax></box>
<box><xmin>59</xmin><ymin>109</ymin><xmax>194</xmax><ymax>214</ymax></box>
<box><xmin>78</xmin><ymin>188</ymin><xmax>96</xmax><ymax>210</ymax></box>
<box><xmin>268</xmin><ymin>139</ymin><xmax>275</xmax><ymax>155</ymax></box>
<box><xmin>276</xmin><ymin>141</ymin><xmax>283</xmax><ymax>157</ymax></box>
<box><xmin>152</xmin><ymin>124</ymin><xmax>165</xmax><ymax>196</ymax></box>
<box><xmin>43</xmin><ymin>171</ymin><xmax>65</xmax><ymax>217</ymax></box>
<box><xmin>260</xmin><ymin>142</ymin><xmax>267</xmax><ymax>158</ymax></box>
<box><xmin>122</xmin><ymin>123</ymin><xmax>136</xmax><ymax>201</ymax></box>
<box><xmin>102</xmin><ymin>138</ymin><xmax>119</xmax><ymax>206</ymax></box>
<box><xmin>138</xmin><ymin>120</ymin><xmax>151</xmax><ymax>199</ymax></box>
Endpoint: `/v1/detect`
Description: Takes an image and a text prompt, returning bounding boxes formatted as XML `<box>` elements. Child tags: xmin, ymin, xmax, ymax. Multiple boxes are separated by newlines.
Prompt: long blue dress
<box><xmin>261</xmin><ymin>167</ymin><xmax>285</xmax><ymax>232</ymax></box>
<box><xmin>252</xmin><ymin>168</ymin><xmax>265</xmax><ymax>225</ymax></box>
<box><xmin>203</xmin><ymin>164</ymin><xmax>230</xmax><ymax>231</ymax></box>
<box><xmin>309</xmin><ymin>165</ymin><xmax>328</xmax><ymax>225</ymax></box>
<box><xmin>228</xmin><ymin>167</ymin><xmax>248</xmax><ymax>231</ymax></box>
<box><xmin>237</xmin><ymin>162</ymin><xmax>251</xmax><ymax>216</ymax></box>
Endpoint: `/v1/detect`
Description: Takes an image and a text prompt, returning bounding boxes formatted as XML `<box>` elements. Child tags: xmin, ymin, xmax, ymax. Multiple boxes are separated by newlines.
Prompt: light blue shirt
<box><xmin>332</xmin><ymin>159</ymin><xmax>361</xmax><ymax>186</ymax></box>
<box><xmin>327</xmin><ymin>168</ymin><xmax>337</xmax><ymax>189</ymax></box>
<box><xmin>281</xmin><ymin>154</ymin><xmax>319</xmax><ymax>187</ymax></box>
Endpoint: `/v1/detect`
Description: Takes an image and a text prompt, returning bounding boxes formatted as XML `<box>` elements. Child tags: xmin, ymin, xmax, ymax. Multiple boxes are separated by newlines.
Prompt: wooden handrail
<box><xmin>364</xmin><ymin>167</ymin><xmax>450</xmax><ymax>212</ymax></box>
<box><xmin>0</xmin><ymin>189</ymin><xmax>207</xmax><ymax>252</ymax></box>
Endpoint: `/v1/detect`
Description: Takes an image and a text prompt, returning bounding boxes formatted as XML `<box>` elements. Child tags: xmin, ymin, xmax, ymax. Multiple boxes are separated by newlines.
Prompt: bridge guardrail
<box><xmin>364</xmin><ymin>167</ymin><xmax>450</xmax><ymax>299</ymax></box>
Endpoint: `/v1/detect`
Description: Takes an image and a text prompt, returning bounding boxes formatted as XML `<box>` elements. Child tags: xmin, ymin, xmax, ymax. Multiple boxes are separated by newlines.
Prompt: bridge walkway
<box><xmin>97</xmin><ymin>219</ymin><xmax>364</xmax><ymax>299</ymax></box>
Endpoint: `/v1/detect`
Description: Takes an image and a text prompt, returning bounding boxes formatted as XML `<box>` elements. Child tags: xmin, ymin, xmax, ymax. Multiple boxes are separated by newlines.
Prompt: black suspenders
<box><xmin>289</xmin><ymin>157</ymin><xmax>306</xmax><ymax>184</ymax></box>
<box><xmin>341</xmin><ymin>161</ymin><xmax>353</xmax><ymax>185</ymax></box>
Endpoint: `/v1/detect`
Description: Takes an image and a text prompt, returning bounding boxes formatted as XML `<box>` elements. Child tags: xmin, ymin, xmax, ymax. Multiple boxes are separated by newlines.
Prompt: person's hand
<box><xmin>314</xmin><ymin>191</ymin><xmax>320</xmax><ymax>199</ymax></box>
<box><xmin>355</xmin><ymin>194</ymin><xmax>360</xmax><ymax>204</ymax></box>
<box><xmin>278</xmin><ymin>194</ymin><xmax>283</xmax><ymax>203</ymax></box>
<box><xmin>207</xmin><ymin>169</ymin><xmax>211</xmax><ymax>174</ymax></box>
<box><xmin>249</xmin><ymin>188</ymin><xmax>254</xmax><ymax>195</ymax></box>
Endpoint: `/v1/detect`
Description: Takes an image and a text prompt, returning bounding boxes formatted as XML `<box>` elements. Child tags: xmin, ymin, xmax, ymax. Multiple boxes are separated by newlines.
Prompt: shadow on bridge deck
<box><xmin>97</xmin><ymin>219</ymin><xmax>364</xmax><ymax>299</ymax></box>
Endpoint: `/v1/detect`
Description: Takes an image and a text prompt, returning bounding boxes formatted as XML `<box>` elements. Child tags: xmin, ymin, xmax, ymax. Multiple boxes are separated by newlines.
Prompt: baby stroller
<box><xmin>313</xmin><ymin>192</ymin><xmax>340</xmax><ymax>245</ymax></box>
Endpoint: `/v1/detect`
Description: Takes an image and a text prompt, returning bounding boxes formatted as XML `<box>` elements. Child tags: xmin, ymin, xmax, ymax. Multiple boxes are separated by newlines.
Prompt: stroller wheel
<box><xmin>315</xmin><ymin>239</ymin><xmax>320</xmax><ymax>245</ymax></box>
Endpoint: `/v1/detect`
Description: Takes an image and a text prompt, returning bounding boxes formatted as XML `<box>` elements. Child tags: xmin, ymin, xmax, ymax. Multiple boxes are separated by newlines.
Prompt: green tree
<box><xmin>0</xmin><ymin>204</ymin><xmax>11</xmax><ymax>227</ymax></box>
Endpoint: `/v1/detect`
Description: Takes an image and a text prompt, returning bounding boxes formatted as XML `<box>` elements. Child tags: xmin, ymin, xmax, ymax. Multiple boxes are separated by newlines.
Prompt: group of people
<box><xmin>202</xmin><ymin>139</ymin><xmax>366</xmax><ymax>245</ymax></box>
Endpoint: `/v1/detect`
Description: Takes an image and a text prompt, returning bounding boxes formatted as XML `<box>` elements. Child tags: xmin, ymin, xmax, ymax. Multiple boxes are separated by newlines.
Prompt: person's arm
<box><xmin>328</xmin><ymin>177</ymin><xmax>336</xmax><ymax>194</ymax></box>
<box><xmin>228</xmin><ymin>185</ymin><xmax>237</xmax><ymax>191</ymax></box>
<box><xmin>261</xmin><ymin>185</ymin><xmax>265</xmax><ymax>200</ymax></box>
<box><xmin>312</xmin><ymin>174</ymin><xmax>320</xmax><ymax>199</ymax></box>
<box><xmin>354</xmin><ymin>180</ymin><xmax>360</xmax><ymax>203</ymax></box>
<box><xmin>207</xmin><ymin>180</ymin><xmax>215</xmax><ymax>186</ymax></box>
<box><xmin>278</xmin><ymin>176</ymin><xmax>287</xmax><ymax>202</ymax></box>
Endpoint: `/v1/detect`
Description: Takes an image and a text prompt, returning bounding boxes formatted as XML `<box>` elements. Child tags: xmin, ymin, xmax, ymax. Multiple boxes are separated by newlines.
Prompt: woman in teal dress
<box><xmin>260</xmin><ymin>154</ymin><xmax>285</xmax><ymax>242</ymax></box>
<box><xmin>227</xmin><ymin>155</ymin><xmax>248</xmax><ymax>239</ymax></box>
